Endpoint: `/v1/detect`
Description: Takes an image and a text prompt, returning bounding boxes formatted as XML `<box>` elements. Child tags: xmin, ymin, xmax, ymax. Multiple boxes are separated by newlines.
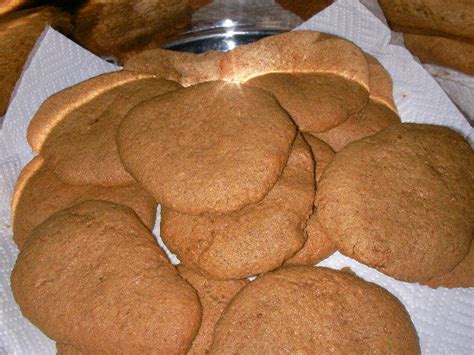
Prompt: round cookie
<box><xmin>364</xmin><ymin>54</ymin><xmax>398</xmax><ymax>113</ymax></box>
<box><xmin>177</xmin><ymin>265</ymin><xmax>248</xmax><ymax>355</ymax></box>
<box><xmin>11</xmin><ymin>156</ymin><xmax>157</xmax><ymax>248</ymax></box>
<box><xmin>317</xmin><ymin>123</ymin><xmax>474</xmax><ymax>282</ymax></box>
<box><xmin>312</xmin><ymin>54</ymin><xmax>400</xmax><ymax>151</ymax></box>
<box><xmin>219</xmin><ymin>31</ymin><xmax>370</xmax><ymax>132</ymax></box>
<box><xmin>124</xmin><ymin>48</ymin><xmax>224</xmax><ymax>86</ymax></box>
<box><xmin>245</xmin><ymin>72</ymin><xmax>368</xmax><ymax>132</ymax></box>
<box><xmin>210</xmin><ymin>266</ymin><xmax>420</xmax><ymax>354</ymax></box>
<box><xmin>285</xmin><ymin>134</ymin><xmax>336</xmax><ymax>266</ymax></box>
<box><xmin>28</xmin><ymin>71</ymin><xmax>181</xmax><ymax>186</ymax></box>
<box><xmin>424</xmin><ymin>242</ymin><xmax>474</xmax><ymax>289</ymax></box>
<box><xmin>161</xmin><ymin>135</ymin><xmax>314</xmax><ymax>279</ymax></box>
<box><xmin>313</xmin><ymin>102</ymin><xmax>401</xmax><ymax>152</ymax></box>
<box><xmin>11</xmin><ymin>201</ymin><xmax>202</xmax><ymax>354</ymax></box>
<box><xmin>118</xmin><ymin>80</ymin><xmax>297</xmax><ymax>214</ymax></box>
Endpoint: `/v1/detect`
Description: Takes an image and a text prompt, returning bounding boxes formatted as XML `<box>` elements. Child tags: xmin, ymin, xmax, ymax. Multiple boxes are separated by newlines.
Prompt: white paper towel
<box><xmin>0</xmin><ymin>1</ymin><xmax>473</xmax><ymax>354</ymax></box>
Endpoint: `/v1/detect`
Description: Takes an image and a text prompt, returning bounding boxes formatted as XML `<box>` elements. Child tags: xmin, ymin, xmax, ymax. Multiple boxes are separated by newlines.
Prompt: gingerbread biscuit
<box><xmin>28</xmin><ymin>71</ymin><xmax>180</xmax><ymax>186</ymax></box>
<box><xmin>210</xmin><ymin>266</ymin><xmax>420</xmax><ymax>354</ymax></box>
<box><xmin>161</xmin><ymin>135</ymin><xmax>314</xmax><ymax>279</ymax></box>
<box><xmin>424</xmin><ymin>242</ymin><xmax>474</xmax><ymax>289</ymax></box>
<box><xmin>285</xmin><ymin>134</ymin><xmax>336</xmax><ymax>266</ymax></box>
<box><xmin>0</xmin><ymin>6</ymin><xmax>73</xmax><ymax>116</ymax></box>
<box><xmin>220</xmin><ymin>31</ymin><xmax>369</xmax><ymax>132</ymax></box>
<box><xmin>378</xmin><ymin>0</ymin><xmax>474</xmax><ymax>41</ymax></box>
<box><xmin>73</xmin><ymin>0</ymin><xmax>190</xmax><ymax>59</ymax></box>
<box><xmin>118</xmin><ymin>80</ymin><xmax>297</xmax><ymax>215</ymax></box>
<box><xmin>246</xmin><ymin>73</ymin><xmax>368</xmax><ymax>132</ymax></box>
<box><xmin>177</xmin><ymin>265</ymin><xmax>248</xmax><ymax>354</ymax></box>
<box><xmin>12</xmin><ymin>156</ymin><xmax>157</xmax><ymax>248</ymax></box>
<box><xmin>314</xmin><ymin>102</ymin><xmax>401</xmax><ymax>152</ymax></box>
<box><xmin>124</xmin><ymin>48</ymin><xmax>224</xmax><ymax>86</ymax></box>
<box><xmin>317</xmin><ymin>123</ymin><xmax>474</xmax><ymax>282</ymax></box>
<box><xmin>364</xmin><ymin>54</ymin><xmax>397</xmax><ymax>113</ymax></box>
<box><xmin>404</xmin><ymin>34</ymin><xmax>474</xmax><ymax>75</ymax></box>
<box><xmin>11</xmin><ymin>201</ymin><xmax>201</xmax><ymax>354</ymax></box>
<box><xmin>312</xmin><ymin>54</ymin><xmax>400</xmax><ymax>151</ymax></box>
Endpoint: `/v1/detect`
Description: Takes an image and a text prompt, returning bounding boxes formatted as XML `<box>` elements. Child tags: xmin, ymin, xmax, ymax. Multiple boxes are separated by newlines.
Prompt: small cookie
<box><xmin>313</xmin><ymin>102</ymin><xmax>401</xmax><ymax>152</ymax></box>
<box><xmin>210</xmin><ymin>266</ymin><xmax>420</xmax><ymax>354</ymax></box>
<box><xmin>0</xmin><ymin>6</ymin><xmax>73</xmax><ymax>116</ymax></box>
<box><xmin>246</xmin><ymin>73</ymin><xmax>368</xmax><ymax>132</ymax></box>
<box><xmin>219</xmin><ymin>31</ymin><xmax>369</xmax><ymax>133</ymax></box>
<box><xmin>118</xmin><ymin>80</ymin><xmax>297</xmax><ymax>214</ymax></box>
<box><xmin>178</xmin><ymin>265</ymin><xmax>248</xmax><ymax>355</ymax></box>
<box><xmin>424</xmin><ymin>242</ymin><xmax>474</xmax><ymax>289</ymax></box>
<box><xmin>312</xmin><ymin>54</ymin><xmax>400</xmax><ymax>151</ymax></box>
<box><xmin>317</xmin><ymin>123</ymin><xmax>474</xmax><ymax>282</ymax></box>
<box><xmin>124</xmin><ymin>48</ymin><xmax>224</xmax><ymax>86</ymax></box>
<box><xmin>364</xmin><ymin>54</ymin><xmax>397</xmax><ymax>113</ymax></box>
<box><xmin>404</xmin><ymin>34</ymin><xmax>474</xmax><ymax>75</ymax></box>
<box><xmin>28</xmin><ymin>71</ymin><xmax>181</xmax><ymax>186</ymax></box>
<box><xmin>11</xmin><ymin>156</ymin><xmax>157</xmax><ymax>248</ymax></box>
<box><xmin>11</xmin><ymin>201</ymin><xmax>201</xmax><ymax>354</ymax></box>
<box><xmin>73</xmin><ymin>0</ymin><xmax>190</xmax><ymax>59</ymax></box>
<box><xmin>285</xmin><ymin>134</ymin><xmax>336</xmax><ymax>266</ymax></box>
<box><xmin>161</xmin><ymin>135</ymin><xmax>314</xmax><ymax>279</ymax></box>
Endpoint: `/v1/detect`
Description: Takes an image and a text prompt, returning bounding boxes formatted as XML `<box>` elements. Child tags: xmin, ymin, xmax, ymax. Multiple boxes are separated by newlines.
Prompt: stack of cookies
<box><xmin>10</xmin><ymin>31</ymin><xmax>473</xmax><ymax>354</ymax></box>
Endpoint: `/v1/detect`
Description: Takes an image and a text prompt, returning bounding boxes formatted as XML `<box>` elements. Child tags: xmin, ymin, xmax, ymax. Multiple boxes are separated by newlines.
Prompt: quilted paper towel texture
<box><xmin>1</xmin><ymin>2</ymin><xmax>474</xmax><ymax>354</ymax></box>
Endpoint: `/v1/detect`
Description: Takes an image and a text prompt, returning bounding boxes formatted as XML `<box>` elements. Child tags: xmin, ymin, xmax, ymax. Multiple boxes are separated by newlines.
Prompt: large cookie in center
<box><xmin>117</xmin><ymin>80</ymin><xmax>297</xmax><ymax>214</ymax></box>
<box><xmin>161</xmin><ymin>135</ymin><xmax>314</xmax><ymax>279</ymax></box>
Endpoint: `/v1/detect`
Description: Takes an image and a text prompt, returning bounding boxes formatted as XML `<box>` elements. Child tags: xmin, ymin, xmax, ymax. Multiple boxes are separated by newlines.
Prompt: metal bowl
<box><xmin>163</xmin><ymin>19</ymin><xmax>288</xmax><ymax>53</ymax></box>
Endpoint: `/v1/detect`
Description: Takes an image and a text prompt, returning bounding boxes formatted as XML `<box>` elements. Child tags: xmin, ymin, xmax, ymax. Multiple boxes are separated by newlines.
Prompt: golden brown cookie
<box><xmin>11</xmin><ymin>156</ymin><xmax>157</xmax><ymax>249</ymax></box>
<box><xmin>161</xmin><ymin>135</ymin><xmax>314</xmax><ymax>279</ymax></box>
<box><xmin>312</xmin><ymin>54</ymin><xmax>400</xmax><ymax>152</ymax></box>
<box><xmin>56</xmin><ymin>343</ymin><xmax>82</xmax><ymax>355</ymax></box>
<box><xmin>424</xmin><ymin>242</ymin><xmax>474</xmax><ymax>289</ymax></box>
<box><xmin>210</xmin><ymin>266</ymin><xmax>420</xmax><ymax>354</ymax></box>
<box><xmin>285</xmin><ymin>134</ymin><xmax>336</xmax><ymax>266</ymax></box>
<box><xmin>220</xmin><ymin>31</ymin><xmax>369</xmax><ymax>132</ymax></box>
<box><xmin>404</xmin><ymin>34</ymin><xmax>474</xmax><ymax>75</ymax></box>
<box><xmin>378</xmin><ymin>0</ymin><xmax>474</xmax><ymax>41</ymax></box>
<box><xmin>177</xmin><ymin>265</ymin><xmax>248</xmax><ymax>355</ymax></box>
<box><xmin>124</xmin><ymin>48</ymin><xmax>224</xmax><ymax>86</ymax></box>
<box><xmin>11</xmin><ymin>201</ymin><xmax>202</xmax><ymax>354</ymax></box>
<box><xmin>73</xmin><ymin>0</ymin><xmax>190</xmax><ymax>60</ymax></box>
<box><xmin>118</xmin><ymin>80</ymin><xmax>297</xmax><ymax>215</ymax></box>
<box><xmin>246</xmin><ymin>73</ymin><xmax>368</xmax><ymax>132</ymax></box>
<box><xmin>364</xmin><ymin>54</ymin><xmax>397</xmax><ymax>113</ymax></box>
<box><xmin>0</xmin><ymin>6</ymin><xmax>73</xmax><ymax>116</ymax></box>
<box><xmin>313</xmin><ymin>102</ymin><xmax>401</xmax><ymax>152</ymax></box>
<box><xmin>28</xmin><ymin>71</ymin><xmax>181</xmax><ymax>186</ymax></box>
<box><xmin>317</xmin><ymin>123</ymin><xmax>474</xmax><ymax>282</ymax></box>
